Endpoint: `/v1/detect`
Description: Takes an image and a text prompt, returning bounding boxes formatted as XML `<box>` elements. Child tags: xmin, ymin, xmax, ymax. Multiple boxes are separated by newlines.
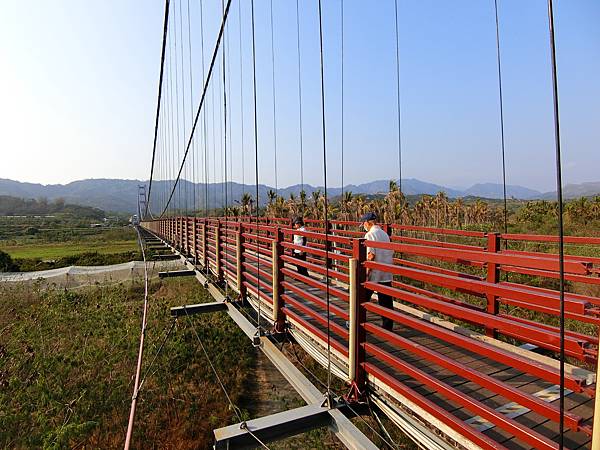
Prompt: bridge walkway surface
<box><xmin>141</xmin><ymin>217</ymin><xmax>600</xmax><ymax>450</ymax></box>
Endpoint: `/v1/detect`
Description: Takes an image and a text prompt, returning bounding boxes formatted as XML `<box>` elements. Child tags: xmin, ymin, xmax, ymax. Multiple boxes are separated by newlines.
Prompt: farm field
<box><xmin>0</xmin><ymin>239</ymin><xmax>138</xmax><ymax>259</ymax></box>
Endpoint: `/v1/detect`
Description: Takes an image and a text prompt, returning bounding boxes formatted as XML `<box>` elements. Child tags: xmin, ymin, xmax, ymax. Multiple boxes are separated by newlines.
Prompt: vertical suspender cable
<box><xmin>238</xmin><ymin>0</ymin><xmax>246</xmax><ymax>197</ymax></box>
<box><xmin>160</xmin><ymin>0</ymin><xmax>233</xmax><ymax>216</ymax></box>
<box><xmin>340</xmin><ymin>0</ymin><xmax>344</xmax><ymax>212</ymax></box>
<box><xmin>199</xmin><ymin>0</ymin><xmax>208</xmax><ymax>218</ymax></box>
<box><xmin>546</xmin><ymin>0</ymin><xmax>565</xmax><ymax>447</ymax></box>
<box><xmin>145</xmin><ymin>0</ymin><xmax>170</xmax><ymax>218</ymax></box>
<box><xmin>178</xmin><ymin>0</ymin><xmax>188</xmax><ymax>215</ymax></box>
<box><xmin>168</xmin><ymin>23</ymin><xmax>175</xmax><ymax>215</ymax></box>
<box><xmin>317</xmin><ymin>0</ymin><xmax>332</xmax><ymax>398</ymax></box>
<box><xmin>393</xmin><ymin>0</ymin><xmax>402</xmax><ymax>196</ymax></box>
<box><xmin>494</xmin><ymin>0</ymin><xmax>509</xmax><ymax>238</ymax></box>
<box><xmin>250</xmin><ymin>0</ymin><xmax>261</xmax><ymax>332</ymax></box>
<box><xmin>270</xmin><ymin>0</ymin><xmax>278</xmax><ymax>195</ymax></box>
<box><xmin>296</xmin><ymin>0</ymin><xmax>305</xmax><ymax>203</ymax></box>
<box><xmin>173</xmin><ymin>0</ymin><xmax>181</xmax><ymax>214</ymax></box>
<box><xmin>186</xmin><ymin>0</ymin><xmax>196</xmax><ymax>213</ymax></box>
<box><xmin>226</xmin><ymin>20</ymin><xmax>233</xmax><ymax>208</ymax></box>
<box><xmin>222</xmin><ymin>0</ymin><xmax>229</xmax><ymax>297</ymax></box>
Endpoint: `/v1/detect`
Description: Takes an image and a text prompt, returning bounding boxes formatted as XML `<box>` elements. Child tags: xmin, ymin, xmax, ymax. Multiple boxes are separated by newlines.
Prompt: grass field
<box><xmin>0</xmin><ymin>277</ymin><xmax>255</xmax><ymax>449</ymax></box>
<box><xmin>0</xmin><ymin>240</ymin><xmax>139</xmax><ymax>259</ymax></box>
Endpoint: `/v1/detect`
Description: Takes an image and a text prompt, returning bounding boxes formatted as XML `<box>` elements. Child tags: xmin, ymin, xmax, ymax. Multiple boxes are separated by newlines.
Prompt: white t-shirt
<box><xmin>293</xmin><ymin>227</ymin><xmax>306</xmax><ymax>254</ymax></box>
<box><xmin>365</xmin><ymin>225</ymin><xmax>393</xmax><ymax>283</ymax></box>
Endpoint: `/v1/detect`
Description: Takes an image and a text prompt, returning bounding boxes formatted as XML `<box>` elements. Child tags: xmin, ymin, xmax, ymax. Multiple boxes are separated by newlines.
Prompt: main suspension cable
<box><xmin>317</xmin><ymin>0</ymin><xmax>332</xmax><ymax>399</ymax></box>
<box><xmin>161</xmin><ymin>0</ymin><xmax>233</xmax><ymax>216</ymax></box>
<box><xmin>250</xmin><ymin>0</ymin><xmax>262</xmax><ymax>333</ymax></box>
<box><xmin>123</xmin><ymin>227</ymin><xmax>151</xmax><ymax>450</ymax></box>
<box><xmin>546</xmin><ymin>0</ymin><xmax>566</xmax><ymax>447</ymax></box>
<box><xmin>494</xmin><ymin>0</ymin><xmax>508</xmax><ymax>237</ymax></box>
<box><xmin>145</xmin><ymin>0</ymin><xmax>171</xmax><ymax>218</ymax></box>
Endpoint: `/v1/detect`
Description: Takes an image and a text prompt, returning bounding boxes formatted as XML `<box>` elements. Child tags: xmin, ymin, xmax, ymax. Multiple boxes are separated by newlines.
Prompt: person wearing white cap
<box><xmin>360</xmin><ymin>212</ymin><xmax>394</xmax><ymax>331</ymax></box>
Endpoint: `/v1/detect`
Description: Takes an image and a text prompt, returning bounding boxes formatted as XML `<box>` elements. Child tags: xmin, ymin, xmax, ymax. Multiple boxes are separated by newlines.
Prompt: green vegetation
<box><xmin>0</xmin><ymin>210</ymin><xmax>139</xmax><ymax>271</ymax></box>
<box><xmin>0</xmin><ymin>195</ymin><xmax>105</xmax><ymax>219</ymax></box>
<box><xmin>237</xmin><ymin>183</ymin><xmax>600</xmax><ymax>238</ymax></box>
<box><xmin>0</xmin><ymin>278</ymin><xmax>254</xmax><ymax>449</ymax></box>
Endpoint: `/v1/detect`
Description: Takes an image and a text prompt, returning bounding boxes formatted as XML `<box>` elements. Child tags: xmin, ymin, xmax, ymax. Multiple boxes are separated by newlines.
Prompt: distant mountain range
<box><xmin>0</xmin><ymin>177</ymin><xmax>598</xmax><ymax>214</ymax></box>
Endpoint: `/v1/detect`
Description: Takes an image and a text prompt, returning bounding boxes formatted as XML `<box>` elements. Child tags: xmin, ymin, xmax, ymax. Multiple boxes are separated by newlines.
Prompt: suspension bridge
<box><xmin>127</xmin><ymin>0</ymin><xmax>600</xmax><ymax>448</ymax></box>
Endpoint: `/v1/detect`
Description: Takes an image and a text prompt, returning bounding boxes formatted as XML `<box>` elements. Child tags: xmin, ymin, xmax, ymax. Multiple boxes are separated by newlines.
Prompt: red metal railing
<box><xmin>142</xmin><ymin>216</ymin><xmax>600</xmax><ymax>449</ymax></box>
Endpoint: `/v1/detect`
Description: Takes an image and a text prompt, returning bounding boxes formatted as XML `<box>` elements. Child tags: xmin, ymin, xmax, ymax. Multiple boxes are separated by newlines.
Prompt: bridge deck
<box><xmin>142</xmin><ymin>218</ymin><xmax>600</xmax><ymax>450</ymax></box>
<box><xmin>243</xmin><ymin>258</ymin><xmax>594</xmax><ymax>449</ymax></box>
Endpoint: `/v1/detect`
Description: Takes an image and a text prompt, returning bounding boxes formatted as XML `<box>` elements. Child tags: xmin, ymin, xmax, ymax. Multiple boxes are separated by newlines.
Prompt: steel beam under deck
<box><xmin>213</xmin><ymin>403</ymin><xmax>331</xmax><ymax>449</ymax></box>
<box><xmin>146</xmin><ymin>231</ymin><xmax>378</xmax><ymax>450</ymax></box>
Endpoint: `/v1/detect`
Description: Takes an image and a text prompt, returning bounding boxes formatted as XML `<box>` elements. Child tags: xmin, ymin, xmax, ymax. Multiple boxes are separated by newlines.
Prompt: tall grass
<box><xmin>0</xmin><ymin>278</ymin><xmax>253</xmax><ymax>449</ymax></box>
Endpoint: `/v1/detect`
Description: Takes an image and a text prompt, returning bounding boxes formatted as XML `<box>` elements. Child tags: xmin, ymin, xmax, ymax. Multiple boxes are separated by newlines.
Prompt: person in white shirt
<box><xmin>292</xmin><ymin>217</ymin><xmax>308</xmax><ymax>276</ymax></box>
<box><xmin>361</xmin><ymin>212</ymin><xmax>394</xmax><ymax>330</ymax></box>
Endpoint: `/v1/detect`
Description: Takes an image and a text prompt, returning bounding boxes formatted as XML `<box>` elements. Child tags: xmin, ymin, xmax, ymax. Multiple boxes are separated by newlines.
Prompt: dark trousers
<box><xmin>365</xmin><ymin>281</ymin><xmax>393</xmax><ymax>330</ymax></box>
<box><xmin>295</xmin><ymin>253</ymin><xmax>309</xmax><ymax>276</ymax></box>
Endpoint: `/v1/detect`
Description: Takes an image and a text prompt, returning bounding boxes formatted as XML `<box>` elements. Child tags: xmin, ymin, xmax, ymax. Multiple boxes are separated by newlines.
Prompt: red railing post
<box><xmin>485</xmin><ymin>232</ymin><xmax>501</xmax><ymax>338</ymax></box>
<box><xmin>272</xmin><ymin>227</ymin><xmax>285</xmax><ymax>331</ymax></box>
<box><xmin>325</xmin><ymin>220</ymin><xmax>334</xmax><ymax>270</ymax></box>
<box><xmin>202</xmin><ymin>219</ymin><xmax>208</xmax><ymax>269</ymax></box>
<box><xmin>192</xmin><ymin>218</ymin><xmax>198</xmax><ymax>264</ymax></box>
<box><xmin>236</xmin><ymin>227</ymin><xmax>246</xmax><ymax>300</ymax></box>
<box><xmin>348</xmin><ymin>238</ymin><xmax>367</xmax><ymax>394</ymax></box>
<box><xmin>215</xmin><ymin>220</ymin><xmax>222</xmax><ymax>282</ymax></box>
<box><xmin>183</xmin><ymin>217</ymin><xmax>188</xmax><ymax>255</ymax></box>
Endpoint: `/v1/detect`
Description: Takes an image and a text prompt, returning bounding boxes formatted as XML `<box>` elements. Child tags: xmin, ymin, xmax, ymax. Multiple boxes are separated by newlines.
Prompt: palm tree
<box><xmin>240</xmin><ymin>192</ymin><xmax>253</xmax><ymax>216</ymax></box>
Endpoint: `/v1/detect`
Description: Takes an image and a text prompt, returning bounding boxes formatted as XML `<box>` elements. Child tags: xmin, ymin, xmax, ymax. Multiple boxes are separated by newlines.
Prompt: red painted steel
<box><xmin>364</xmin><ymin>323</ymin><xmax>583</xmax><ymax>430</ymax></box>
<box><xmin>282</xmin><ymin>307</ymin><xmax>349</xmax><ymax>356</ymax></box>
<box><xmin>283</xmin><ymin>295</ymin><xmax>349</xmax><ymax>340</ymax></box>
<box><xmin>390</xmin><ymin>234</ymin><xmax>485</xmax><ymax>251</ymax></box>
<box><xmin>144</xmin><ymin>217</ymin><xmax>598</xmax><ymax>449</ymax></box>
<box><xmin>502</xmin><ymin>233</ymin><xmax>600</xmax><ymax>245</ymax></box>
<box><xmin>281</xmin><ymin>268</ymin><xmax>349</xmax><ymax>302</ymax></box>
<box><xmin>280</xmin><ymin>254</ymin><xmax>350</xmax><ymax>283</ymax></box>
<box><xmin>281</xmin><ymin>280</ymin><xmax>349</xmax><ymax>320</ymax></box>
<box><xmin>365</xmin><ymin>240</ymin><xmax>590</xmax><ymax>274</ymax></box>
<box><xmin>363</xmin><ymin>279</ymin><xmax>589</xmax><ymax>359</ymax></box>
<box><xmin>365</xmin><ymin>261</ymin><xmax>590</xmax><ymax>317</ymax></box>
<box><xmin>362</xmin><ymin>302</ymin><xmax>587</xmax><ymax>392</ymax></box>
<box><xmin>361</xmin><ymin>348</ymin><xmax>559</xmax><ymax>450</ymax></box>
<box><xmin>363</xmin><ymin>363</ymin><xmax>505</xmax><ymax>450</ymax></box>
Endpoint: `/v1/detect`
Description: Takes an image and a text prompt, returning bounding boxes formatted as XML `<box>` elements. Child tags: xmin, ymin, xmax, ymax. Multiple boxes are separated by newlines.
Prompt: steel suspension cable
<box><xmin>161</xmin><ymin>0</ymin><xmax>233</xmax><ymax>216</ymax></box>
<box><xmin>182</xmin><ymin>307</ymin><xmax>271</xmax><ymax>449</ymax></box>
<box><xmin>167</xmin><ymin>24</ymin><xmax>175</xmax><ymax>215</ymax></box>
<box><xmin>173</xmin><ymin>0</ymin><xmax>182</xmax><ymax>214</ymax></box>
<box><xmin>123</xmin><ymin>226</ymin><xmax>151</xmax><ymax>450</ymax></box>
<box><xmin>269</xmin><ymin>0</ymin><xmax>278</xmax><ymax>195</ymax></box>
<box><xmin>295</xmin><ymin>0</ymin><xmax>305</xmax><ymax>202</ymax></box>
<box><xmin>178</xmin><ymin>0</ymin><xmax>188</xmax><ymax>215</ymax></box>
<box><xmin>546</xmin><ymin>0</ymin><xmax>566</xmax><ymax>447</ymax></box>
<box><xmin>250</xmin><ymin>0</ymin><xmax>262</xmax><ymax>334</ymax></box>
<box><xmin>393</xmin><ymin>0</ymin><xmax>403</xmax><ymax>195</ymax></box>
<box><xmin>494</xmin><ymin>0</ymin><xmax>508</xmax><ymax>238</ymax></box>
<box><xmin>198</xmin><ymin>0</ymin><xmax>209</xmax><ymax>218</ymax></box>
<box><xmin>317</xmin><ymin>0</ymin><xmax>333</xmax><ymax>398</ymax></box>
<box><xmin>238</xmin><ymin>0</ymin><xmax>246</xmax><ymax>197</ymax></box>
<box><xmin>340</xmin><ymin>0</ymin><xmax>344</xmax><ymax>206</ymax></box>
<box><xmin>186</xmin><ymin>0</ymin><xmax>196</xmax><ymax>214</ymax></box>
<box><xmin>145</xmin><ymin>0</ymin><xmax>171</xmax><ymax>218</ymax></box>
<box><xmin>222</xmin><ymin>0</ymin><xmax>230</xmax><ymax>297</ymax></box>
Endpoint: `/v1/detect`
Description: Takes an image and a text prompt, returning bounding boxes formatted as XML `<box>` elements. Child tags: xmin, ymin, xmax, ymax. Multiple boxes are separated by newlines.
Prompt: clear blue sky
<box><xmin>1</xmin><ymin>0</ymin><xmax>598</xmax><ymax>193</ymax></box>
